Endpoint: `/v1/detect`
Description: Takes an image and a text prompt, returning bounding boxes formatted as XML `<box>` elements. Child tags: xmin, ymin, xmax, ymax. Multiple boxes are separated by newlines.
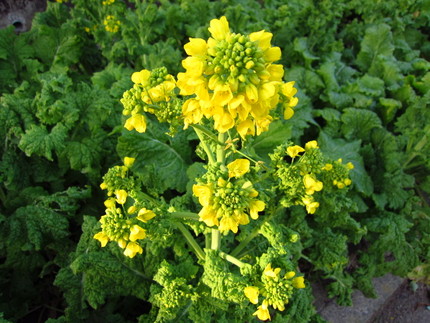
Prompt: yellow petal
<box><xmin>287</xmin><ymin>145</ymin><xmax>305</xmax><ymax>158</ymax></box>
<box><xmin>227</xmin><ymin>159</ymin><xmax>250</xmax><ymax>178</ymax></box>
<box><xmin>292</xmin><ymin>276</ymin><xmax>306</xmax><ymax>289</ymax></box>
<box><xmin>129</xmin><ymin>225</ymin><xmax>146</xmax><ymax>241</ymax></box>
<box><xmin>249</xmin><ymin>200</ymin><xmax>265</xmax><ymax>220</ymax></box>
<box><xmin>284</xmin><ymin>106</ymin><xmax>295</xmax><ymax>120</ymax></box>
<box><xmin>237</xmin><ymin>119</ymin><xmax>255</xmax><ymax>139</ymax></box>
<box><xmin>131</xmin><ymin>69</ymin><xmax>150</xmax><ymax>85</ymax></box>
<box><xmin>124</xmin><ymin>114</ymin><xmax>147</xmax><ymax>133</ymax></box>
<box><xmin>94</xmin><ymin>232</ymin><xmax>109</xmax><ymax>247</ymax></box>
<box><xmin>208</xmin><ymin>16</ymin><xmax>230</xmax><ymax>40</ymax></box>
<box><xmin>137</xmin><ymin>208</ymin><xmax>156</xmax><ymax>222</ymax></box>
<box><xmin>123</xmin><ymin>241</ymin><xmax>143</xmax><ymax>258</ymax></box>
<box><xmin>305</xmin><ymin>140</ymin><xmax>318</xmax><ymax>150</ymax></box>
<box><xmin>124</xmin><ymin>156</ymin><xmax>135</xmax><ymax>167</ymax></box>
<box><xmin>115</xmin><ymin>189</ymin><xmax>127</xmax><ymax>204</ymax></box>
<box><xmin>253</xmin><ymin>302</ymin><xmax>271</xmax><ymax>321</ymax></box>
<box><xmin>249</xmin><ymin>30</ymin><xmax>273</xmax><ymax>50</ymax></box>
<box><xmin>264</xmin><ymin>46</ymin><xmax>281</xmax><ymax>62</ymax></box>
<box><xmin>244</xmin><ymin>286</ymin><xmax>259</xmax><ymax>304</ymax></box>
<box><xmin>184</xmin><ymin>37</ymin><xmax>207</xmax><ymax>56</ymax></box>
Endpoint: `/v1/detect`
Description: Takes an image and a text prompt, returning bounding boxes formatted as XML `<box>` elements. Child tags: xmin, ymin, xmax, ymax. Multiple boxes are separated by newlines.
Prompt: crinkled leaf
<box><xmin>19</xmin><ymin>123</ymin><xmax>68</xmax><ymax>161</ymax></box>
<box><xmin>341</xmin><ymin>108</ymin><xmax>382</xmax><ymax>141</ymax></box>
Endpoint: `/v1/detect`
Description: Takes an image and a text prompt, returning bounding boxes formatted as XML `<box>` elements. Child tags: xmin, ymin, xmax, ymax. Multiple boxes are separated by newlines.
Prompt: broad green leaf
<box><xmin>117</xmin><ymin>130</ymin><xmax>189</xmax><ymax>192</ymax></box>
<box><xmin>356</xmin><ymin>24</ymin><xmax>394</xmax><ymax>71</ymax></box>
<box><xmin>19</xmin><ymin>123</ymin><xmax>68</xmax><ymax>161</ymax></box>
<box><xmin>341</xmin><ymin>108</ymin><xmax>382</xmax><ymax>141</ymax></box>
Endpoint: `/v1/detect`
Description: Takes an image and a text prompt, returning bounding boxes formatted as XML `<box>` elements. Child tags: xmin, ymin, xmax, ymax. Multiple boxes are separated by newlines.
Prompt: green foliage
<box><xmin>1</xmin><ymin>0</ymin><xmax>429</xmax><ymax>321</ymax></box>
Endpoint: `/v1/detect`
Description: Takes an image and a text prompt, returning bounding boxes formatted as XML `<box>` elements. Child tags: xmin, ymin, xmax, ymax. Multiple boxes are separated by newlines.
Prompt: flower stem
<box><xmin>175</xmin><ymin>222</ymin><xmax>205</xmax><ymax>261</ymax></box>
<box><xmin>211</xmin><ymin>228</ymin><xmax>221</xmax><ymax>250</ymax></box>
<box><xmin>219</xmin><ymin>251</ymin><xmax>246</xmax><ymax>268</ymax></box>
<box><xmin>169</xmin><ymin>211</ymin><xmax>200</xmax><ymax>220</ymax></box>
<box><xmin>216</xmin><ymin>132</ymin><xmax>226</xmax><ymax>165</ymax></box>
<box><xmin>192</xmin><ymin>125</ymin><xmax>216</xmax><ymax>164</ymax></box>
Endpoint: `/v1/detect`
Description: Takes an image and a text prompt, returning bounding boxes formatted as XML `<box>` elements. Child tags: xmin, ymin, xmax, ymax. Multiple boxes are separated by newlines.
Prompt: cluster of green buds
<box><xmin>193</xmin><ymin>159</ymin><xmax>265</xmax><ymax>234</ymax></box>
<box><xmin>244</xmin><ymin>264</ymin><xmax>305</xmax><ymax>321</ymax></box>
<box><xmin>100</xmin><ymin>157</ymin><xmax>136</xmax><ymax>195</ymax></box>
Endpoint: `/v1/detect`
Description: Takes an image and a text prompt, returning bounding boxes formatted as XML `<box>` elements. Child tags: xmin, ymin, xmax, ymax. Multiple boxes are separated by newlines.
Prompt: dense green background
<box><xmin>0</xmin><ymin>0</ymin><xmax>429</xmax><ymax>322</ymax></box>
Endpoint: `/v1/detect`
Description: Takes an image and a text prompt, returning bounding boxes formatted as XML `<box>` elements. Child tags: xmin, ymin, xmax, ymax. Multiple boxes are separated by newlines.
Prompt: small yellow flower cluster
<box><xmin>103</xmin><ymin>15</ymin><xmax>120</xmax><ymax>33</ymax></box>
<box><xmin>93</xmin><ymin>199</ymin><xmax>156</xmax><ymax>258</ymax></box>
<box><xmin>275</xmin><ymin>141</ymin><xmax>324</xmax><ymax>214</ymax></box>
<box><xmin>193</xmin><ymin>159</ymin><xmax>265</xmax><ymax>233</ymax></box>
<box><xmin>178</xmin><ymin>16</ymin><xmax>298</xmax><ymax>136</ymax></box>
<box><xmin>102</xmin><ymin>0</ymin><xmax>115</xmax><ymax>5</ymax></box>
<box><xmin>121</xmin><ymin>67</ymin><xmax>179</xmax><ymax>133</ymax></box>
<box><xmin>322</xmin><ymin>158</ymin><xmax>354</xmax><ymax>189</ymax></box>
<box><xmin>244</xmin><ymin>264</ymin><xmax>305</xmax><ymax>321</ymax></box>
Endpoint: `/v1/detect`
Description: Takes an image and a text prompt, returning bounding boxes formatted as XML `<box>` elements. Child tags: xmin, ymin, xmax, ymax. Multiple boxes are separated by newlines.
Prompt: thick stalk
<box><xmin>175</xmin><ymin>222</ymin><xmax>205</xmax><ymax>261</ymax></box>
<box><xmin>211</xmin><ymin>228</ymin><xmax>220</xmax><ymax>250</ymax></box>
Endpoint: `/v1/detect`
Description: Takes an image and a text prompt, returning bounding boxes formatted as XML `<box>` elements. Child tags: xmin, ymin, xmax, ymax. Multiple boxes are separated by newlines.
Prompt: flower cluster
<box><xmin>244</xmin><ymin>264</ymin><xmax>305</xmax><ymax>321</ymax></box>
<box><xmin>121</xmin><ymin>67</ymin><xmax>181</xmax><ymax>133</ymax></box>
<box><xmin>177</xmin><ymin>16</ymin><xmax>298</xmax><ymax>136</ymax></box>
<box><xmin>193</xmin><ymin>159</ymin><xmax>265</xmax><ymax>233</ymax></box>
<box><xmin>94</xmin><ymin>198</ymin><xmax>156</xmax><ymax>258</ymax></box>
<box><xmin>273</xmin><ymin>141</ymin><xmax>323</xmax><ymax>214</ymax></box>
<box><xmin>322</xmin><ymin>158</ymin><xmax>354</xmax><ymax>189</ymax></box>
<box><xmin>103</xmin><ymin>15</ymin><xmax>120</xmax><ymax>33</ymax></box>
<box><xmin>100</xmin><ymin>157</ymin><xmax>137</xmax><ymax>195</ymax></box>
<box><xmin>102</xmin><ymin>0</ymin><xmax>115</xmax><ymax>5</ymax></box>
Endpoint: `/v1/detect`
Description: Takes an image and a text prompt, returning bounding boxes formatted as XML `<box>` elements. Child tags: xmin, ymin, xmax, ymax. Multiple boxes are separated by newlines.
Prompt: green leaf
<box><xmin>19</xmin><ymin>123</ymin><xmax>68</xmax><ymax>161</ymax></box>
<box><xmin>356</xmin><ymin>24</ymin><xmax>394</xmax><ymax>71</ymax></box>
<box><xmin>341</xmin><ymin>108</ymin><xmax>382</xmax><ymax>141</ymax></box>
<box><xmin>117</xmin><ymin>129</ymin><xmax>189</xmax><ymax>192</ymax></box>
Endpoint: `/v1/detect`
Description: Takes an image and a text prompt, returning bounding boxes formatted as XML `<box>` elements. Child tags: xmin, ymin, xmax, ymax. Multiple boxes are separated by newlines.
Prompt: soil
<box><xmin>369</xmin><ymin>280</ymin><xmax>430</xmax><ymax>323</ymax></box>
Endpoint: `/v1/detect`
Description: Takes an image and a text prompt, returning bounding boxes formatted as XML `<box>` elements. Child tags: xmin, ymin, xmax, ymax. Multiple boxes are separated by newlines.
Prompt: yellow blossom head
<box><xmin>244</xmin><ymin>286</ymin><xmax>259</xmax><ymax>304</ymax></box>
<box><xmin>253</xmin><ymin>301</ymin><xmax>271</xmax><ymax>321</ymax></box>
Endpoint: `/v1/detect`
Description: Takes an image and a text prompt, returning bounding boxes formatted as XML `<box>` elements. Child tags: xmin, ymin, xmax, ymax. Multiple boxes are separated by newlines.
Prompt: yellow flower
<box><xmin>227</xmin><ymin>159</ymin><xmax>250</xmax><ymax>178</ymax></box>
<box><xmin>244</xmin><ymin>286</ymin><xmax>259</xmax><ymax>304</ymax></box>
<box><xmin>302</xmin><ymin>196</ymin><xmax>319</xmax><ymax>214</ymax></box>
<box><xmin>123</xmin><ymin>241</ymin><xmax>143</xmax><ymax>258</ymax></box>
<box><xmin>94</xmin><ymin>232</ymin><xmax>109</xmax><ymax>247</ymax></box>
<box><xmin>104</xmin><ymin>198</ymin><xmax>116</xmax><ymax>209</ymax></box>
<box><xmin>287</xmin><ymin>145</ymin><xmax>305</xmax><ymax>158</ymax></box>
<box><xmin>137</xmin><ymin>208</ymin><xmax>156</xmax><ymax>222</ymax></box>
<box><xmin>124</xmin><ymin>157</ymin><xmax>135</xmax><ymax>167</ymax></box>
<box><xmin>100</xmin><ymin>182</ymin><xmax>108</xmax><ymax>190</ymax></box>
<box><xmin>178</xmin><ymin>16</ymin><xmax>295</xmax><ymax>135</ymax></box>
<box><xmin>305</xmin><ymin>140</ymin><xmax>318</xmax><ymax>150</ymax></box>
<box><xmin>344</xmin><ymin>178</ymin><xmax>352</xmax><ymax>186</ymax></box>
<box><xmin>115</xmin><ymin>189</ymin><xmax>128</xmax><ymax>204</ymax></box>
<box><xmin>127</xmin><ymin>205</ymin><xmax>137</xmax><ymax>214</ymax></box>
<box><xmin>124</xmin><ymin>113</ymin><xmax>147</xmax><ymax>133</ymax></box>
<box><xmin>253</xmin><ymin>301</ymin><xmax>271</xmax><ymax>321</ymax></box>
<box><xmin>208</xmin><ymin>16</ymin><xmax>230</xmax><ymax>40</ymax></box>
<box><xmin>292</xmin><ymin>276</ymin><xmax>306</xmax><ymax>289</ymax></box>
<box><xmin>303</xmin><ymin>174</ymin><xmax>323</xmax><ymax>195</ymax></box>
<box><xmin>322</xmin><ymin>163</ymin><xmax>333</xmax><ymax>171</ymax></box>
<box><xmin>346</xmin><ymin>162</ymin><xmax>354</xmax><ymax>169</ymax></box>
<box><xmin>263</xmin><ymin>263</ymin><xmax>281</xmax><ymax>278</ymax></box>
<box><xmin>129</xmin><ymin>225</ymin><xmax>146</xmax><ymax>241</ymax></box>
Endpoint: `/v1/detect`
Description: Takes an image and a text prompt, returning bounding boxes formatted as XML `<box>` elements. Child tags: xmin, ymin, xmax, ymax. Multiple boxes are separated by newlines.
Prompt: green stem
<box><xmin>230</xmin><ymin>206</ymin><xmax>283</xmax><ymax>257</ymax></box>
<box><xmin>211</xmin><ymin>228</ymin><xmax>221</xmax><ymax>250</ymax></box>
<box><xmin>216</xmin><ymin>132</ymin><xmax>226</xmax><ymax>165</ymax></box>
<box><xmin>192</xmin><ymin>126</ymin><xmax>216</xmax><ymax>164</ymax></box>
<box><xmin>219</xmin><ymin>251</ymin><xmax>247</xmax><ymax>268</ymax></box>
<box><xmin>168</xmin><ymin>211</ymin><xmax>200</xmax><ymax>220</ymax></box>
<box><xmin>175</xmin><ymin>222</ymin><xmax>205</xmax><ymax>261</ymax></box>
